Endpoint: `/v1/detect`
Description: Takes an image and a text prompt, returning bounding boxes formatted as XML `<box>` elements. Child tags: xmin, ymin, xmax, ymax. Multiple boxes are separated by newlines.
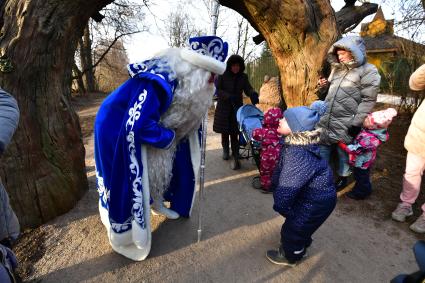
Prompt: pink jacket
<box><xmin>252</xmin><ymin>108</ymin><xmax>283</xmax><ymax>150</ymax></box>
<box><xmin>338</xmin><ymin>128</ymin><xmax>388</xmax><ymax>169</ymax></box>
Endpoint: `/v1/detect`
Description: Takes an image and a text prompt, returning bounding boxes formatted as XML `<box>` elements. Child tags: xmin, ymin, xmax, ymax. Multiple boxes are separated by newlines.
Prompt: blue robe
<box><xmin>94</xmin><ymin>58</ymin><xmax>199</xmax><ymax>260</ymax></box>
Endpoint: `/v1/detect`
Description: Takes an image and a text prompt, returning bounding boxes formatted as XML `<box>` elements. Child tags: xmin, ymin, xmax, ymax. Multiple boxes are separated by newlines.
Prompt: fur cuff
<box><xmin>180</xmin><ymin>49</ymin><xmax>226</xmax><ymax>75</ymax></box>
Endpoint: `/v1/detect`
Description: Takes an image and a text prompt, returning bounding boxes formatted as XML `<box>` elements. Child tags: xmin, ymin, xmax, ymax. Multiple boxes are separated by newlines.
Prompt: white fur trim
<box><xmin>180</xmin><ymin>49</ymin><xmax>226</xmax><ymax>75</ymax></box>
<box><xmin>164</xmin><ymin>130</ymin><xmax>176</xmax><ymax>150</ymax></box>
<box><xmin>98</xmin><ymin>146</ymin><xmax>152</xmax><ymax>261</ymax></box>
<box><xmin>188</xmin><ymin>130</ymin><xmax>201</xmax><ymax>216</ymax></box>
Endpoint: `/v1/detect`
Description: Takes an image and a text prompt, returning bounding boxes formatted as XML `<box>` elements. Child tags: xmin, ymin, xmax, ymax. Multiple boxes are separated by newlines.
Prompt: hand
<box><xmin>337</xmin><ymin>141</ymin><xmax>348</xmax><ymax>151</ymax></box>
<box><xmin>317</xmin><ymin>77</ymin><xmax>328</xmax><ymax>88</ymax></box>
<box><xmin>347</xmin><ymin>126</ymin><xmax>361</xmax><ymax>138</ymax></box>
<box><xmin>362</xmin><ymin>116</ymin><xmax>374</xmax><ymax>129</ymax></box>
<box><xmin>250</xmin><ymin>92</ymin><xmax>259</xmax><ymax>105</ymax></box>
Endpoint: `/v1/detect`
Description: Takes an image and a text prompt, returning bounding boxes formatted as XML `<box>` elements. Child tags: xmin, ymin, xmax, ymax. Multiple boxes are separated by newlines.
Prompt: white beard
<box><xmin>146</xmin><ymin>49</ymin><xmax>214</xmax><ymax>205</ymax></box>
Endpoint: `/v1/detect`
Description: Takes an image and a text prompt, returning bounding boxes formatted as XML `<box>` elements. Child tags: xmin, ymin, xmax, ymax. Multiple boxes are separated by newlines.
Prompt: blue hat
<box><xmin>180</xmin><ymin>35</ymin><xmax>229</xmax><ymax>75</ymax></box>
<box><xmin>284</xmin><ymin>101</ymin><xmax>327</xmax><ymax>133</ymax></box>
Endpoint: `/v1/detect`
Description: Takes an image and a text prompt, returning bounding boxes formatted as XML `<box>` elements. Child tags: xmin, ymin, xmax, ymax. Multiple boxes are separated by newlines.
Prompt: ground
<box><xmin>13</xmin><ymin>93</ymin><xmax>425</xmax><ymax>282</ymax></box>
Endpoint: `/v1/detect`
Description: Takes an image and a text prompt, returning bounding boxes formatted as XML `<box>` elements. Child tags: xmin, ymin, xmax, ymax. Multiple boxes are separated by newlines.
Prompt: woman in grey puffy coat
<box><xmin>0</xmin><ymin>87</ymin><xmax>20</xmax><ymax>247</ymax></box>
<box><xmin>316</xmin><ymin>36</ymin><xmax>381</xmax><ymax>190</ymax></box>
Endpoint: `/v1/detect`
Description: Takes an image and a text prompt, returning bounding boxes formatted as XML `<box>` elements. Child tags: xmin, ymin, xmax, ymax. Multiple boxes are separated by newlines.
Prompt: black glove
<box><xmin>347</xmin><ymin>126</ymin><xmax>361</xmax><ymax>138</ymax></box>
<box><xmin>250</xmin><ymin>92</ymin><xmax>259</xmax><ymax>105</ymax></box>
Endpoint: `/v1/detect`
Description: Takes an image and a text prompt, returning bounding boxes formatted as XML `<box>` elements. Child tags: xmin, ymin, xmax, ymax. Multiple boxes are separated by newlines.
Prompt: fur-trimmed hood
<box><xmin>284</xmin><ymin>129</ymin><xmax>322</xmax><ymax>146</ymax></box>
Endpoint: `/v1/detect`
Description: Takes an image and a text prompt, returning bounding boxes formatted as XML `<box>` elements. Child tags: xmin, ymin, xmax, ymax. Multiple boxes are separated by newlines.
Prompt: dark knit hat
<box><xmin>284</xmin><ymin>101</ymin><xmax>327</xmax><ymax>133</ymax></box>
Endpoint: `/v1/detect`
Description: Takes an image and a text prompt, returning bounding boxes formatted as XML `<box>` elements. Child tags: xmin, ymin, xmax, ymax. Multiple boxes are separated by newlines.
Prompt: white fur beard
<box><xmin>146</xmin><ymin>143</ymin><xmax>177</xmax><ymax>203</ymax></box>
<box><xmin>161</xmin><ymin>68</ymin><xmax>214</xmax><ymax>139</ymax></box>
<box><xmin>146</xmin><ymin>55</ymin><xmax>214</xmax><ymax>203</ymax></box>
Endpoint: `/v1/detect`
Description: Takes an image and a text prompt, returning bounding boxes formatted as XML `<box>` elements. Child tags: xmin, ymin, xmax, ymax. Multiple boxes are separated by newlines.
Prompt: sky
<box><xmin>125</xmin><ymin>0</ymin><xmax>262</xmax><ymax>62</ymax></box>
<box><xmin>124</xmin><ymin>0</ymin><xmax>411</xmax><ymax>62</ymax></box>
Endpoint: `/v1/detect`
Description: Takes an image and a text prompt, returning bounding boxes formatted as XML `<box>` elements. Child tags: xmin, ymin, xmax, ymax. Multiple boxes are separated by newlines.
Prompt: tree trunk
<box><xmin>73</xmin><ymin>62</ymin><xmax>87</xmax><ymax>96</ymax></box>
<box><xmin>219</xmin><ymin>0</ymin><xmax>379</xmax><ymax>106</ymax></box>
<box><xmin>80</xmin><ymin>25</ymin><xmax>97</xmax><ymax>93</ymax></box>
<box><xmin>0</xmin><ymin>0</ymin><xmax>112</xmax><ymax>228</ymax></box>
<box><xmin>219</xmin><ymin>0</ymin><xmax>338</xmax><ymax>106</ymax></box>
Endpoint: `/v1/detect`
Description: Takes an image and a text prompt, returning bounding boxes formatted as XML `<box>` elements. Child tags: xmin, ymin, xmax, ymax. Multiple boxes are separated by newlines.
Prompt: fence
<box><xmin>245</xmin><ymin>55</ymin><xmax>280</xmax><ymax>91</ymax></box>
<box><xmin>244</xmin><ymin>54</ymin><xmax>424</xmax><ymax>113</ymax></box>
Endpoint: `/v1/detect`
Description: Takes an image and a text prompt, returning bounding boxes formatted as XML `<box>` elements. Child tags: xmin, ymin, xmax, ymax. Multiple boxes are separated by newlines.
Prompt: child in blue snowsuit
<box><xmin>266</xmin><ymin>101</ymin><xmax>337</xmax><ymax>267</ymax></box>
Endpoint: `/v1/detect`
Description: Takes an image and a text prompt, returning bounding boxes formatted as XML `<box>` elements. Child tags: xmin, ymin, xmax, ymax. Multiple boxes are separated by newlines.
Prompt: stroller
<box><xmin>236</xmin><ymin>104</ymin><xmax>263</xmax><ymax>170</ymax></box>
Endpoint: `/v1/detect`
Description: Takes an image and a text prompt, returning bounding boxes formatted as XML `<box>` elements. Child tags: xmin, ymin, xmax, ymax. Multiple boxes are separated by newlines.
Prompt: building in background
<box><xmin>360</xmin><ymin>7</ymin><xmax>425</xmax><ymax>95</ymax></box>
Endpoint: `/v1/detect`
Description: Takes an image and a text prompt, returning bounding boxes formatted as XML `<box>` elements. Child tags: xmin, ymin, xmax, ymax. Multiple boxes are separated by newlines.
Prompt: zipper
<box><xmin>327</xmin><ymin>67</ymin><xmax>350</xmax><ymax>129</ymax></box>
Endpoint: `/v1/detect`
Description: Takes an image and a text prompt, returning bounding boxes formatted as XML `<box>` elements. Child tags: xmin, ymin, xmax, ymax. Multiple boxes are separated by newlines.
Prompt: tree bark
<box><xmin>0</xmin><ymin>0</ymin><xmax>112</xmax><ymax>228</ymax></box>
<box><xmin>220</xmin><ymin>1</ymin><xmax>379</xmax><ymax>106</ymax></box>
<box><xmin>219</xmin><ymin>0</ymin><xmax>338</xmax><ymax>106</ymax></box>
<box><xmin>252</xmin><ymin>2</ymin><xmax>378</xmax><ymax>44</ymax></box>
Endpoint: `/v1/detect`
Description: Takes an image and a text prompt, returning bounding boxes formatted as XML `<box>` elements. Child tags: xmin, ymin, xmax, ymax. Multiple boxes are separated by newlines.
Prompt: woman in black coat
<box><xmin>213</xmin><ymin>54</ymin><xmax>258</xmax><ymax>170</ymax></box>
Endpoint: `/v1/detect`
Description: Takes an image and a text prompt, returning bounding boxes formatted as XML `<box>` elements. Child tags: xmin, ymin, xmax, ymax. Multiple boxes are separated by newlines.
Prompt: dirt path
<box><xmin>14</xmin><ymin>95</ymin><xmax>424</xmax><ymax>282</ymax></box>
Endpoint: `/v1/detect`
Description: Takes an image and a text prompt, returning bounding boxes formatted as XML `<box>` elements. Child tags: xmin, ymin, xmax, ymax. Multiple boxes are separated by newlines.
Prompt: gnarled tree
<box><xmin>0</xmin><ymin>0</ymin><xmax>114</xmax><ymax>228</ymax></box>
<box><xmin>0</xmin><ymin>0</ymin><xmax>377</xmax><ymax>229</ymax></box>
<box><xmin>218</xmin><ymin>0</ymin><xmax>378</xmax><ymax>107</ymax></box>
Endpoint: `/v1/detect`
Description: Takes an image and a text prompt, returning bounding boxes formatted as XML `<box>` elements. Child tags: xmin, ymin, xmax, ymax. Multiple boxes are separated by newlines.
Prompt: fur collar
<box><xmin>284</xmin><ymin>129</ymin><xmax>322</xmax><ymax>146</ymax></box>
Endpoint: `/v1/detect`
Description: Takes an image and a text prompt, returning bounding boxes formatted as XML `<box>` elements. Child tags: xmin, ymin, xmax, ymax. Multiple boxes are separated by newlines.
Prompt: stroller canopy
<box><xmin>236</xmin><ymin>104</ymin><xmax>264</xmax><ymax>140</ymax></box>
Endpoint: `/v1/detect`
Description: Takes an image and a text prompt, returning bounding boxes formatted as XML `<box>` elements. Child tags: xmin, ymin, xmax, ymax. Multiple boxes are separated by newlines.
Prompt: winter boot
<box><xmin>222</xmin><ymin>147</ymin><xmax>230</xmax><ymax>160</ymax></box>
<box><xmin>335</xmin><ymin>176</ymin><xmax>348</xmax><ymax>191</ymax></box>
<box><xmin>151</xmin><ymin>201</ymin><xmax>180</xmax><ymax>219</ymax></box>
<box><xmin>221</xmin><ymin>134</ymin><xmax>230</xmax><ymax>160</ymax></box>
<box><xmin>266</xmin><ymin>246</ymin><xmax>297</xmax><ymax>267</ymax></box>
<box><xmin>230</xmin><ymin>145</ymin><xmax>241</xmax><ymax>170</ymax></box>
<box><xmin>391</xmin><ymin>202</ymin><xmax>413</xmax><ymax>222</ymax></box>
<box><xmin>252</xmin><ymin>176</ymin><xmax>262</xmax><ymax>190</ymax></box>
<box><xmin>346</xmin><ymin>168</ymin><xmax>371</xmax><ymax>200</ymax></box>
<box><xmin>231</xmin><ymin>155</ymin><xmax>241</xmax><ymax>170</ymax></box>
<box><xmin>410</xmin><ymin>214</ymin><xmax>425</xmax><ymax>233</ymax></box>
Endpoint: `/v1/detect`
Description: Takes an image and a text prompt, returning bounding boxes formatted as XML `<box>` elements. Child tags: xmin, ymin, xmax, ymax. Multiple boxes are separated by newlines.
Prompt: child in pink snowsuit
<box><xmin>252</xmin><ymin>107</ymin><xmax>283</xmax><ymax>193</ymax></box>
<box><xmin>338</xmin><ymin>108</ymin><xmax>397</xmax><ymax>199</ymax></box>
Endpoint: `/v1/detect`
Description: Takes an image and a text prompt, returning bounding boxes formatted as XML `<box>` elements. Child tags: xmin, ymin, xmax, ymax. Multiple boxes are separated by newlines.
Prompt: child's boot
<box><xmin>410</xmin><ymin>214</ymin><xmax>425</xmax><ymax>233</ymax></box>
<box><xmin>335</xmin><ymin>176</ymin><xmax>348</xmax><ymax>191</ymax></box>
<box><xmin>266</xmin><ymin>246</ymin><xmax>297</xmax><ymax>267</ymax></box>
<box><xmin>346</xmin><ymin>167</ymin><xmax>371</xmax><ymax>200</ymax></box>
<box><xmin>391</xmin><ymin>202</ymin><xmax>413</xmax><ymax>222</ymax></box>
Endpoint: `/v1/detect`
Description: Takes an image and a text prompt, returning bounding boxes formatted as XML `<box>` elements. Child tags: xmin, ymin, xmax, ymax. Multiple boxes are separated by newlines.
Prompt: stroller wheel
<box><xmin>252</xmin><ymin>176</ymin><xmax>262</xmax><ymax>190</ymax></box>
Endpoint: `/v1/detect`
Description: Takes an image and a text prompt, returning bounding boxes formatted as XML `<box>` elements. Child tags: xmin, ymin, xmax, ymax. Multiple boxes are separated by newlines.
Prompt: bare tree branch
<box><xmin>221</xmin><ymin>0</ymin><xmax>378</xmax><ymax>44</ymax></box>
<box><xmin>336</xmin><ymin>2</ymin><xmax>379</xmax><ymax>34</ymax></box>
<box><xmin>73</xmin><ymin>30</ymin><xmax>140</xmax><ymax>79</ymax></box>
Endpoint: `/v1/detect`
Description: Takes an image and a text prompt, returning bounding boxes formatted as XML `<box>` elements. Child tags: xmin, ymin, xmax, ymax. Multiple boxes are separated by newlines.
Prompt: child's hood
<box><xmin>263</xmin><ymin>107</ymin><xmax>283</xmax><ymax>127</ymax></box>
<box><xmin>284</xmin><ymin>129</ymin><xmax>322</xmax><ymax>157</ymax></box>
<box><xmin>367</xmin><ymin>128</ymin><xmax>389</xmax><ymax>142</ymax></box>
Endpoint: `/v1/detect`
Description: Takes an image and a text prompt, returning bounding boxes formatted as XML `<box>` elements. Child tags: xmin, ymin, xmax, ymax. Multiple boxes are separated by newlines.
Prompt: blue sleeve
<box><xmin>137</xmin><ymin>83</ymin><xmax>175</xmax><ymax>149</ymax></box>
<box><xmin>272</xmin><ymin>148</ymin><xmax>314</xmax><ymax>217</ymax></box>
